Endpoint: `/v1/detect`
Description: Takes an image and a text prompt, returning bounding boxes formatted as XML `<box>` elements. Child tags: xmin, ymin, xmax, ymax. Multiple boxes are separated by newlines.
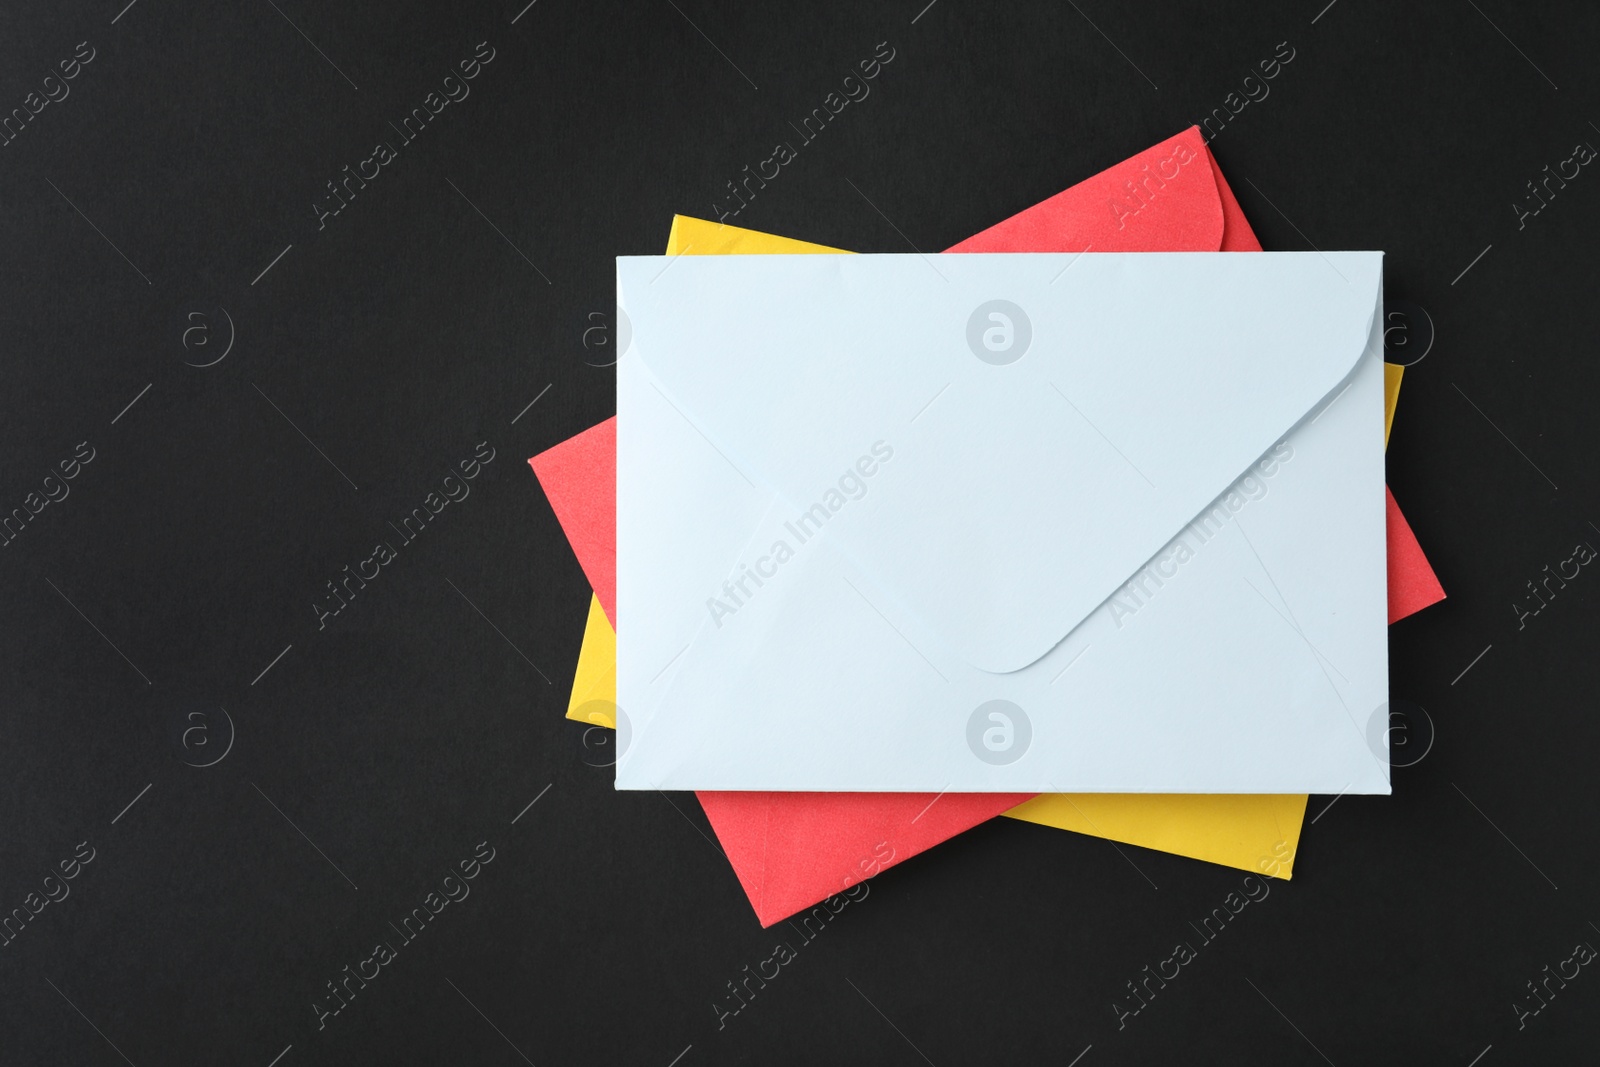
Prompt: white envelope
<box><xmin>615</xmin><ymin>252</ymin><xmax>1389</xmax><ymax>794</ymax></box>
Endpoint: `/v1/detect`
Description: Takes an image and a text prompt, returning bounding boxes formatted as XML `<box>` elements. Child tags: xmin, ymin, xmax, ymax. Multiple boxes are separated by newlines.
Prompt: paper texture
<box><xmin>617</xmin><ymin>250</ymin><xmax>1390</xmax><ymax>793</ymax></box>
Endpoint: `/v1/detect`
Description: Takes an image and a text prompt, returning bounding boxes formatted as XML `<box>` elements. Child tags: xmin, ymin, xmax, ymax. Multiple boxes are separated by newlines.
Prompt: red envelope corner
<box><xmin>529</xmin><ymin>417</ymin><xmax>616</xmax><ymax>627</ymax></box>
<box><xmin>530</xmin><ymin>126</ymin><xmax>1441</xmax><ymax>926</ymax></box>
<box><xmin>1386</xmin><ymin>485</ymin><xmax>1446</xmax><ymax>622</ymax></box>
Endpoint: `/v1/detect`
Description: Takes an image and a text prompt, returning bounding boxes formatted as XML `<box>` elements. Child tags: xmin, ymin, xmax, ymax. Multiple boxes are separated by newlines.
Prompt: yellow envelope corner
<box><xmin>667</xmin><ymin>214</ymin><xmax>850</xmax><ymax>257</ymax></box>
<box><xmin>1004</xmin><ymin>792</ymin><xmax>1304</xmax><ymax>879</ymax></box>
<box><xmin>1383</xmin><ymin>362</ymin><xmax>1404</xmax><ymax>449</ymax></box>
<box><xmin>565</xmin><ymin>593</ymin><xmax>617</xmax><ymax>729</ymax></box>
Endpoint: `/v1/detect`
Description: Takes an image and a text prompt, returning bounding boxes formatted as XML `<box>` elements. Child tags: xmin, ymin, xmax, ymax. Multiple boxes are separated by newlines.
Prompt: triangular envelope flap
<box><xmin>947</xmin><ymin>125</ymin><xmax>1224</xmax><ymax>254</ymax></box>
<box><xmin>619</xmin><ymin>251</ymin><xmax>1383</xmax><ymax>674</ymax></box>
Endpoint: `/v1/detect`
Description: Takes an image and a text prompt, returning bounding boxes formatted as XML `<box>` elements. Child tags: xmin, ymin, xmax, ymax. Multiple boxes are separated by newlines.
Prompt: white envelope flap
<box><xmin>617</xmin><ymin>251</ymin><xmax>1383</xmax><ymax>674</ymax></box>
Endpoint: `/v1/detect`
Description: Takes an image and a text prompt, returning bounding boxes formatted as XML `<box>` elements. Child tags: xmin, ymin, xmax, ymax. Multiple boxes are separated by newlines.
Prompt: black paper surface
<box><xmin>2</xmin><ymin>1</ymin><xmax>1598</xmax><ymax>1063</ymax></box>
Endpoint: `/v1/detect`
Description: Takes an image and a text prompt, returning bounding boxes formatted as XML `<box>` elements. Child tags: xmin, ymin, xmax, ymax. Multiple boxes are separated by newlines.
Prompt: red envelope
<box><xmin>1386</xmin><ymin>485</ymin><xmax>1446</xmax><ymax>622</ymax></box>
<box><xmin>530</xmin><ymin>417</ymin><xmax>617</xmax><ymax>628</ymax></box>
<box><xmin>531</xmin><ymin>127</ymin><xmax>1442</xmax><ymax>926</ymax></box>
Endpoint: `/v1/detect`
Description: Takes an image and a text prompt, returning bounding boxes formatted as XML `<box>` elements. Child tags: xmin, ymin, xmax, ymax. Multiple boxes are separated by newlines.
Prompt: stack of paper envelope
<box><xmin>531</xmin><ymin>127</ymin><xmax>1445</xmax><ymax>926</ymax></box>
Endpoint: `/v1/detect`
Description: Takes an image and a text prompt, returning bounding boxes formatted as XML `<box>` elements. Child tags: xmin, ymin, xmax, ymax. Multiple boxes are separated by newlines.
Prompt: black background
<box><xmin>2</xmin><ymin>0</ymin><xmax>1597</xmax><ymax>1063</ymax></box>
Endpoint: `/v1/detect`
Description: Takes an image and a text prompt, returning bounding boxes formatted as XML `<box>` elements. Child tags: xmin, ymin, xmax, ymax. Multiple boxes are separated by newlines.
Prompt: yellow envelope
<box><xmin>554</xmin><ymin>216</ymin><xmax>1432</xmax><ymax>880</ymax></box>
<box><xmin>1384</xmin><ymin>363</ymin><xmax>1404</xmax><ymax>448</ymax></box>
<box><xmin>566</xmin><ymin>593</ymin><xmax>617</xmax><ymax>727</ymax></box>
